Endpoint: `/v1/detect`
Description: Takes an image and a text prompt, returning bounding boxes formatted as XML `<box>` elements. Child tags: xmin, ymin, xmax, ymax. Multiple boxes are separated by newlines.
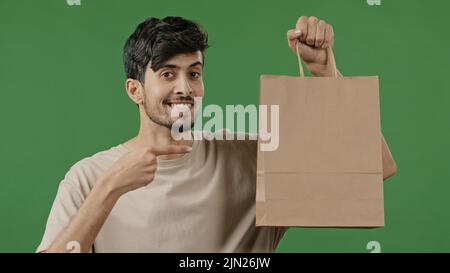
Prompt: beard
<box><xmin>143</xmin><ymin>93</ymin><xmax>195</xmax><ymax>132</ymax></box>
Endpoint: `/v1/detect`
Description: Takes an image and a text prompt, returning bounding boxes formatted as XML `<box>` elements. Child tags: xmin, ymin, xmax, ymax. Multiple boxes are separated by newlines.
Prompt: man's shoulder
<box><xmin>62</xmin><ymin>144</ymin><xmax>127</xmax><ymax>192</ymax></box>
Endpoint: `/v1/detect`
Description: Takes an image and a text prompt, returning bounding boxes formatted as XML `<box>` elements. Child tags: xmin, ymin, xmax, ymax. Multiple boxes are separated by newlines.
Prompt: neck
<box><xmin>123</xmin><ymin>107</ymin><xmax>193</xmax><ymax>159</ymax></box>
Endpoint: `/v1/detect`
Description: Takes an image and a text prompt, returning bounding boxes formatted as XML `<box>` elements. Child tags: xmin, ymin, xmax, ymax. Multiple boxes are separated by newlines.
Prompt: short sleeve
<box><xmin>36</xmin><ymin>180</ymin><xmax>85</xmax><ymax>252</ymax></box>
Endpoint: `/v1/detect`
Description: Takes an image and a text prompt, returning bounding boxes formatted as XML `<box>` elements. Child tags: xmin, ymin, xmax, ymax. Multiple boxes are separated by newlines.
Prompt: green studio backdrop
<box><xmin>0</xmin><ymin>0</ymin><xmax>449</xmax><ymax>252</ymax></box>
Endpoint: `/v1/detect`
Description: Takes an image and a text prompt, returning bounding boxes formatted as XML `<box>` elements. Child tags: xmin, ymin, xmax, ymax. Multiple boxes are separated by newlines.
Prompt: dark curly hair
<box><xmin>123</xmin><ymin>16</ymin><xmax>209</xmax><ymax>84</ymax></box>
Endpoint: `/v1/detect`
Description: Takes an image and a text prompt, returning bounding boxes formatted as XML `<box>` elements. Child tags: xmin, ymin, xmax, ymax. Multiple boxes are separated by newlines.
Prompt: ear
<box><xmin>125</xmin><ymin>79</ymin><xmax>144</xmax><ymax>105</ymax></box>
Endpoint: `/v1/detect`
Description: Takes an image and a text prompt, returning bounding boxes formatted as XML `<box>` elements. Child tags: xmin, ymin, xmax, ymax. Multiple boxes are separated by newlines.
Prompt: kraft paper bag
<box><xmin>256</xmin><ymin>44</ymin><xmax>384</xmax><ymax>227</ymax></box>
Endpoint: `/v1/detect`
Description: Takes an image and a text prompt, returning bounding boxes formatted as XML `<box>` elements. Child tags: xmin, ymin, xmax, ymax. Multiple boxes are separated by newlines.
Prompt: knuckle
<box><xmin>298</xmin><ymin>16</ymin><xmax>308</xmax><ymax>22</ymax></box>
<box><xmin>140</xmin><ymin>148</ymin><xmax>151</xmax><ymax>158</ymax></box>
<box><xmin>148</xmin><ymin>164</ymin><xmax>157</xmax><ymax>172</ymax></box>
<box><xmin>308</xmin><ymin>16</ymin><xmax>318</xmax><ymax>23</ymax></box>
<box><xmin>147</xmin><ymin>152</ymin><xmax>156</xmax><ymax>160</ymax></box>
<box><xmin>296</xmin><ymin>16</ymin><xmax>308</xmax><ymax>28</ymax></box>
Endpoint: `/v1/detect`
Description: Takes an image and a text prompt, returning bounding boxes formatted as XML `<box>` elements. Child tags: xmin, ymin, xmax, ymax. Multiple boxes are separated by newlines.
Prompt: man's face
<box><xmin>141</xmin><ymin>51</ymin><xmax>204</xmax><ymax>129</ymax></box>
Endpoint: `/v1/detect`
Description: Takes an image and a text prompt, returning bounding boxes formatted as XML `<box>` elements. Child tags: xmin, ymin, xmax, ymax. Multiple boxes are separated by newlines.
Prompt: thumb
<box><xmin>287</xmin><ymin>29</ymin><xmax>303</xmax><ymax>50</ymax></box>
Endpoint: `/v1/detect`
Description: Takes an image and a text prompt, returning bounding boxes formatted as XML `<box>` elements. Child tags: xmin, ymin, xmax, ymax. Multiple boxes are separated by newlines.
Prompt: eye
<box><xmin>161</xmin><ymin>71</ymin><xmax>175</xmax><ymax>79</ymax></box>
<box><xmin>191</xmin><ymin>71</ymin><xmax>201</xmax><ymax>79</ymax></box>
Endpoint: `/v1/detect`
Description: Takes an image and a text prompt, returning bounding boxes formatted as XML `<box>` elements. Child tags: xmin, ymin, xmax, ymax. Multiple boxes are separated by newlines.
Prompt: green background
<box><xmin>1</xmin><ymin>0</ymin><xmax>449</xmax><ymax>253</ymax></box>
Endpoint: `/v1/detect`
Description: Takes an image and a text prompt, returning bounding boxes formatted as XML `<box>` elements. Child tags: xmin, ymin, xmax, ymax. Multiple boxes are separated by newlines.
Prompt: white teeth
<box><xmin>171</xmin><ymin>103</ymin><xmax>191</xmax><ymax>107</ymax></box>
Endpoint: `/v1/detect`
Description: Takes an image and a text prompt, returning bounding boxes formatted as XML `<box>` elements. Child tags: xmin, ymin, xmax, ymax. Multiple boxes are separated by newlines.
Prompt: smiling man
<box><xmin>37</xmin><ymin>16</ymin><xmax>397</xmax><ymax>253</ymax></box>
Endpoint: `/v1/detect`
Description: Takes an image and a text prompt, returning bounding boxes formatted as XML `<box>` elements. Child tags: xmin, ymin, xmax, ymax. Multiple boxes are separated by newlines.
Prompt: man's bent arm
<box><xmin>42</xmin><ymin>176</ymin><xmax>121</xmax><ymax>253</ymax></box>
<box><xmin>382</xmin><ymin>134</ymin><xmax>397</xmax><ymax>181</ymax></box>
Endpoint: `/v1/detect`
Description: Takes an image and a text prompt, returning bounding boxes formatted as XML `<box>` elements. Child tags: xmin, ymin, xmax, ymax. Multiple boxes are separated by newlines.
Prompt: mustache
<box><xmin>163</xmin><ymin>96</ymin><xmax>195</xmax><ymax>104</ymax></box>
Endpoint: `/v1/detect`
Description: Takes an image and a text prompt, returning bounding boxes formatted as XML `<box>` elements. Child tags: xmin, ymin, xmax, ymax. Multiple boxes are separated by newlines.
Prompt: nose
<box><xmin>175</xmin><ymin>76</ymin><xmax>194</xmax><ymax>96</ymax></box>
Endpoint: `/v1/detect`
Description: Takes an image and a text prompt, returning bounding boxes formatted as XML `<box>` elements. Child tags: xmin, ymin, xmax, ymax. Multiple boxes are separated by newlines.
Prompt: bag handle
<box><xmin>295</xmin><ymin>40</ymin><xmax>339</xmax><ymax>78</ymax></box>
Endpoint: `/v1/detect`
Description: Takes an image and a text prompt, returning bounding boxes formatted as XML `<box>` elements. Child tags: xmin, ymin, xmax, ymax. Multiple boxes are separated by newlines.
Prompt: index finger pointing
<box><xmin>150</xmin><ymin>145</ymin><xmax>192</xmax><ymax>156</ymax></box>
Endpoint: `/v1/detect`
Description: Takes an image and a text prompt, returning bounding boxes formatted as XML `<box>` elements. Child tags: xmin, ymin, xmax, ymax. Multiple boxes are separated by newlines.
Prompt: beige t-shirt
<box><xmin>37</xmin><ymin>132</ymin><xmax>288</xmax><ymax>253</ymax></box>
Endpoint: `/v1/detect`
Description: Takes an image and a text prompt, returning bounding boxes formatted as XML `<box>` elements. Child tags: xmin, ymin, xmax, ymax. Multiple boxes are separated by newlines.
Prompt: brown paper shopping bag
<box><xmin>256</xmin><ymin>43</ymin><xmax>384</xmax><ymax>227</ymax></box>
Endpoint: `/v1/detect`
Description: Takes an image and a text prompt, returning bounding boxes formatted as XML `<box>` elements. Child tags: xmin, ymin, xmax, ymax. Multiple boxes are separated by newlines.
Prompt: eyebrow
<box><xmin>161</xmin><ymin>61</ymin><xmax>203</xmax><ymax>69</ymax></box>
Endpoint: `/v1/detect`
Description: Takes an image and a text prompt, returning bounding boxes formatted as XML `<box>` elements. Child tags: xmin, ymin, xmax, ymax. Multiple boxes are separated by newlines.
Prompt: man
<box><xmin>37</xmin><ymin>16</ymin><xmax>397</xmax><ymax>253</ymax></box>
